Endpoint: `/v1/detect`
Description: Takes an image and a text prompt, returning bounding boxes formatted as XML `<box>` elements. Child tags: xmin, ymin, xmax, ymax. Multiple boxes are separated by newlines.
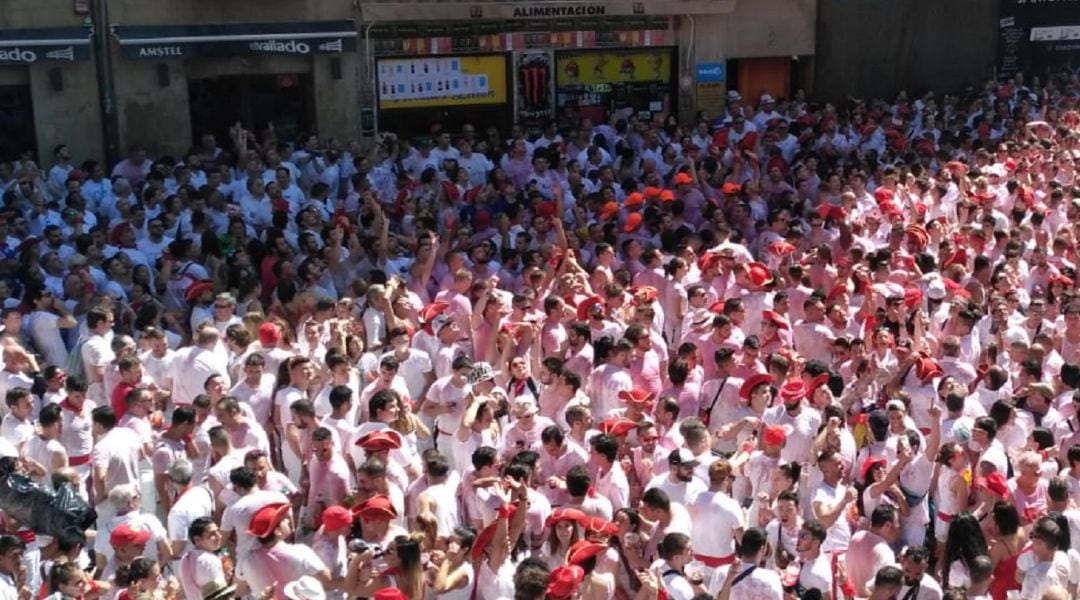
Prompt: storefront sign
<box><xmin>361</xmin><ymin>0</ymin><xmax>735</xmax><ymax>23</ymax></box>
<box><xmin>556</xmin><ymin>50</ymin><xmax>673</xmax><ymax>86</ymax></box>
<box><xmin>377</xmin><ymin>54</ymin><xmax>508</xmax><ymax>109</ymax></box>
<box><xmin>0</xmin><ymin>27</ymin><xmax>92</xmax><ymax>65</ymax></box>
<box><xmin>114</xmin><ymin>21</ymin><xmax>358</xmax><ymax>60</ymax></box>
<box><xmin>695</xmin><ymin>62</ymin><xmax>726</xmax><ymax>83</ymax></box>
<box><xmin>511</xmin><ymin>4</ymin><xmax>608</xmax><ymax>18</ymax></box>
<box><xmin>696</xmin><ymin>82</ymin><xmax>726</xmax><ymax>117</ymax></box>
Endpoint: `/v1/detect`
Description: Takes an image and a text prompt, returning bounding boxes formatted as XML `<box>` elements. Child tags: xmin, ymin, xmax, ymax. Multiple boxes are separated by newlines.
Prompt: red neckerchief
<box><xmin>60</xmin><ymin>399</ymin><xmax>83</xmax><ymax>415</ymax></box>
<box><xmin>380</xmin><ymin>566</ymin><xmax>401</xmax><ymax>577</ymax></box>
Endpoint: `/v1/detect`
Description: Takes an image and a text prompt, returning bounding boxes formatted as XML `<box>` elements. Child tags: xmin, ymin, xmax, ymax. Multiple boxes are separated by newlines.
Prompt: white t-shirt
<box><xmin>167</xmin><ymin>485</ymin><xmax>216</xmax><ymax>551</ymax></box>
<box><xmin>812</xmin><ymin>482</ymin><xmax>852</xmax><ymax>552</ymax></box>
<box><xmin>178</xmin><ymin>548</ymin><xmax>226</xmax><ymax>600</ymax></box>
<box><xmin>27</xmin><ymin>311</ymin><xmax>69</xmax><ymax>368</ymax></box>
<box><xmin>687</xmin><ymin>489</ymin><xmax>744</xmax><ymax>559</ymax></box>
<box><xmin>91</xmin><ymin>427</ymin><xmax>142</xmax><ymax>490</ymax></box>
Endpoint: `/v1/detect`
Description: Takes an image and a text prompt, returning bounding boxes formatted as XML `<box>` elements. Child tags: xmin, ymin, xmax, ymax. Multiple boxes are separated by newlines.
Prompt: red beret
<box><xmin>184</xmin><ymin>280</ymin><xmax>215</xmax><ymax>303</ymax></box>
<box><xmin>618</xmin><ymin>389</ymin><xmax>656</xmax><ymax>404</ymax></box>
<box><xmin>762</xmin><ymin>310</ymin><xmax>789</xmax><ymax>330</ymax></box>
<box><xmin>351</xmin><ymin>495</ymin><xmax>398</xmax><ymax>522</ymax></box>
<box><xmin>739</xmin><ymin>373</ymin><xmax>774</xmax><ymax>401</ymax></box>
<box><xmin>566</xmin><ymin>540</ymin><xmax>608</xmax><ymax>566</ymax></box>
<box><xmin>778</xmin><ymin>378</ymin><xmax>806</xmax><ymax>403</ymax></box>
<box><xmin>576</xmin><ymin>295</ymin><xmax>605</xmax><ymax>322</ymax></box>
<box><xmin>355</xmin><ymin>430</ymin><xmax>403</xmax><ymax>452</ymax></box>
<box><xmin>598</xmin><ymin>417</ymin><xmax>636</xmax><ymax>437</ymax></box>
<box><xmin>545</xmin><ymin>507</ymin><xmax>587</xmax><ymax>528</ymax></box>
<box><xmin>545</xmin><ymin>565</ymin><xmax>585</xmax><ymax>600</ymax></box>
<box><xmin>247</xmin><ymin>502</ymin><xmax>291</xmax><ymax>537</ymax></box>
<box><xmin>762</xmin><ymin>424</ymin><xmax>787</xmax><ymax>447</ymax></box>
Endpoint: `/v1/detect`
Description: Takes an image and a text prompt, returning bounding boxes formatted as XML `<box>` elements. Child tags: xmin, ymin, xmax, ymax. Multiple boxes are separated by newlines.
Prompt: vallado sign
<box><xmin>0</xmin><ymin>45</ymin><xmax>81</xmax><ymax>64</ymax></box>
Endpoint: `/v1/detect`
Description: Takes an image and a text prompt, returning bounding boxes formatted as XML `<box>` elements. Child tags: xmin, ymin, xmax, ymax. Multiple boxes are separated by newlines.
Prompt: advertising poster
<box><xmin>517</xmin><ymin>51</ymin><xmax>554</xmax><ymax>134</ymax></box>
<box><xmin>556</xmin><ymin>50</ymin><xmax>673</xmax><ymax>86</ymax></box>
<box><xmin>377</xmin><ymin>54</ymin><xmax>508</xmax><ymax>109</ymax></box>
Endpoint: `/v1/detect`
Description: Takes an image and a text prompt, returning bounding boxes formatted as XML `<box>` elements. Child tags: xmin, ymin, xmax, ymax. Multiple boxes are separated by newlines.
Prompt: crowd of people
<box><xmin>0</xmin><ymin>67</ymin><xmax>1079</xmax><ymax>600</ymax></box>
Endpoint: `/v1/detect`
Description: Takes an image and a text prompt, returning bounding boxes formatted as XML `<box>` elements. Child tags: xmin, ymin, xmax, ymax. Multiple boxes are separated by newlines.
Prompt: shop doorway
<box><xmin>188</xmin><ymin>73</ymin><xmax>315</xmax><ymax>147</ymax></box>
<box><xmin>0</xmin><ymin>85</ymin><xmax>36</xmax><ymax>162</ymax></box>
<box><xmin>727</xmin><ymin>57</ymin><xmax>792</xmax><ymax>105</ymax></box>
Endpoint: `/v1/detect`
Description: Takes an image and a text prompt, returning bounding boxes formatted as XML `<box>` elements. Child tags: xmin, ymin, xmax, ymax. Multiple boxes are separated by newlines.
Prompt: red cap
<box><xmin>545</xmin><ymin>565</ymin><xmax>585</xmax><ymax>600</ymax></box>
<box><xmin>903</xmin><ymin>287</ymin><xmax>923</xmax><ymax>309</ymax></box>
<box><xmin>720</xmin><ymin>182</ymin><xmax>742</xmax><ymax>196</ymax></box>
<box><xmin>767</xmin><ymin>241</ymin><xmax>796</xmax><ymax>257</ymax></box>
<box><xmin>697</xmin><ymin>252</ymin><xmax>722</xmax><ymax>273</ymax></box>
<box><xmin>873</xmin><ymin>187</ymin><xmax>894</xmax><ymax>204</ymax></box>
<box><xmin>321</xmin><ymin>505</ymin><xmax>354</xmax><ymax>533</ymax></box>
<box><xmin>184</xmin><ymin>280</ymin><xmax>215</xmax><ymax>303</ymax></box>
<box><xmin>419</xmin><ymin>300</ymin><xmax>451</xmax><ymax>323</ymax></box>
<box><xmin>860</xmin><ymin>457</ymin><xmax>887</xmax><ymax>482</ymax></box>
<box><xmin>779</xmin><ymin>378</ymin><xmax>806</xmax><ymax>404</ymax></box>
<box><xmin>739</xmin><ymin>373</ymin><xmax>774</xmax><ymax>401</ymax></box>
<box><xmin>625</xmin><ymin>192</ymin><xmax>645</xmax><ymax>208</ymax></box>
<box><xmin>599</xmin><ymin>202</ymin><xmax>619</xmax><ymax>221</ymax></box>
<box><xmin>355</xmin><ymin>430</ymin><xmax>403</xmax><ymax>452</ymax></box>
<box><xmin>1050</xmin><ymin>274</ymin><xmax>1074</xmax><ymax>288</ymax></box>
<box><xmin>576</xmin><ymin>295</ymin><xmax>605</xmax><ymax>322</ymax></box>
<box><xmin>762</xmin><ymin>424</ymin><xmax>787</xmax><ymax>447</ymax></box>
<box><xmin>110</xmin><ymin>523</ymin><xmax>152</xmax><ymax>547</ymax></box>
<box><xmin>351</xmin><ymin>495</ymin><xmax>398</xmax><ymax>522</ymax></box>
<box><xmin>643</xmin><ymin>186</ymin><xmax>661</xmax><ymax>199</ymax></box>
<box><xmin>744</xmin><ymin>262</ymin><xmax>775</xmax><ymax>288</ymax></box>
<box><xmin>545</xmin><ymin>507</ymin><xmax>587</xmax><ymax>528</ymax></box>
<box><xmin>581</xmin><ymin>516</ymin><xmax>618</xmax><ymax>537</ymax></box>
<box><xmin>618</xmin><ymin>389</ymin><xmax>656</xmax><ymax>404</ymax></box>
<box><xmin>659</xmin><ymin>190</ymin><xmax>675</xmax><ymax>202</ymax></box>
<box><xmin>762</xmin><ymin>310</ymin><xmax>789</xmax><ymax>330</ymax></box>
<box><xmin>976</xmin><ymin>472</ymin><xmax>1009</xmax><ymax>500</ymax></box>
<box><xmin>247</xmin><ymin>502</ymin><xmax>291</xmax><ymax>537</ymax></box>
<box><xmin>566</xmin><ymin>540</ymin><xmax>608</xmax><ymax>565</ymax></box>
<box><xmin>598</xmin><ymin>417</ymin><xmax>636</xmax><ymax>437</ymax></box>
<box><xmin>623</xmin><ymin>212</ymin><xmax>643</xmax><ymax>233</ymax></box>
<box><xmin>674</xmin><ymin>173</ymin><xmax>694</xmax><ymax>185</ymax></box>
<box><xmin>258</xmin><ymin>322</ymin><xmax>282</xmax><ymax>346</ymax></box>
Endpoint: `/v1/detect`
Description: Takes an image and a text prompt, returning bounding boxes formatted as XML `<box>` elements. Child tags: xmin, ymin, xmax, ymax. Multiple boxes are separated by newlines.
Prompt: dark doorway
<box><xmin>188</xmin><ymin>73</ymin><xmax>315</xmax><ymax>146</ymax></box>
<box><xmin>0</xmin><ymin>85</ymin><xmax>36</xmax><ymax>162</ymax></box>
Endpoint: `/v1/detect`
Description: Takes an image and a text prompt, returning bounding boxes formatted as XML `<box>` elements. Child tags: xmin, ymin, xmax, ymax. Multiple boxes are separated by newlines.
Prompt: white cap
<box><xmin>926</xmin><ymin>279</ymin><xmax>946</xmax><ymax>301</ymax></box>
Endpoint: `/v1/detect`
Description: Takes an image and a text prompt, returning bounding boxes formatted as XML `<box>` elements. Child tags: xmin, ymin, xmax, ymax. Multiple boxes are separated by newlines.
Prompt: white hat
<box><xmin>926</xmin><ymin>279</ymin><xmax>946</xmax><ymax>301</ymax></box>
<box><xmin>726</xmin><ymin>90</ymin><xmax>741</xmax><ymax>101</ymax></box>
<box><xmin>760</xmin><ymin>93</ymin><xmax>775</xmax><ymax>105</ymax></box>
<box><xmin>284</xmin><ymin>576</ymin><xmax>326</xmax><ymax>600</ymax></box>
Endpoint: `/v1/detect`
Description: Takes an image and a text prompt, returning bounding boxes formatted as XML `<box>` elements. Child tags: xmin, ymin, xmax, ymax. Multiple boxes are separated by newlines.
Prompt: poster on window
<box><xmin>516</xmin><ymin>51</ymin><xmax>554</xmax><ymax>136</ymax></box>
<box><xmin>377</xmin><ymin>54</ymin><xmax>508</xmax><ymax>109</ymax></box>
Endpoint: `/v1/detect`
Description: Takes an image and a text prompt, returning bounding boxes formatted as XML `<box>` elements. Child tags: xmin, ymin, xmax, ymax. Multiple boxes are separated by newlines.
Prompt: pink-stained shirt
<box><xmin>244</xmin><ymin>542</ymin><xmax>328</xmax><ymax>600</ymax></box>
<box><xmin>537</xmin><ymin>441</ymin><xmax>588</xmax><ymax>506</ymax></box>
<box><xmin>305</xmin><ymin>454</ymin><xmax>353</xmax><ymax>517</ymax></box>
<box><xmin>630</xmin><ymin>349</ymin><xmax>663</xmax><ymax>397</ymax></box>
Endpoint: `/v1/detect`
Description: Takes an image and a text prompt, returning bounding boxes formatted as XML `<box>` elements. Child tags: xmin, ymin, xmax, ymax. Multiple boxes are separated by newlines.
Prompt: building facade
<box><xmin>3</xmin><ymin>0</ymin><xmax>817</xmax><ymax>164</ymax></box>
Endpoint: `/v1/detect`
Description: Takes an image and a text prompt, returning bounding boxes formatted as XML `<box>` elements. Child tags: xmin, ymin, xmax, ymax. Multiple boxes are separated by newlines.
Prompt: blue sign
<box><xmin>696</xmin><ymin>63</ymin><xmax>725</xmax><ymax>83</ymax></box>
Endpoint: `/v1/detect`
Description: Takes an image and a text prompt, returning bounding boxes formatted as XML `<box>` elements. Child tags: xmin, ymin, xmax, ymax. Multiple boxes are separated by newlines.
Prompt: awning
<box><xmin>0</xmin><ymin>27</ymin><xmax>92</xmax><ymax>65</ymax></box>
<box><xmin>113</xmin><ymin>21</ymin><xmax>358</xmax><ymax>60</ymax></box>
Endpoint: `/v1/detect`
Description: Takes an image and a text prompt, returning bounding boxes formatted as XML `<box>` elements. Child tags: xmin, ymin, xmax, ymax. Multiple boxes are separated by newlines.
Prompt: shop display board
<box><xmin>377</xmin><ymin>54</ymin><xmax>509</xmax><ymax>109</ymax></box>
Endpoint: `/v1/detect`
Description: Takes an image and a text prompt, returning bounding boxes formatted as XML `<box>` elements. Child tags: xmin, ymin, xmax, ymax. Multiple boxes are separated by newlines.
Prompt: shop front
<box><xmin>362</xmin><ymin>10</ymin><xmax>675</xmax><ymax>139</ymax></box>
<box><xmin>109</xmin><ymin>21</ymin><xmax>359</xmax><ymax>156</ymax></box>
<box><xmin>0</xmin><ymin>26</ymin><xmax>95</xmax><ymax>162</ymax></box>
